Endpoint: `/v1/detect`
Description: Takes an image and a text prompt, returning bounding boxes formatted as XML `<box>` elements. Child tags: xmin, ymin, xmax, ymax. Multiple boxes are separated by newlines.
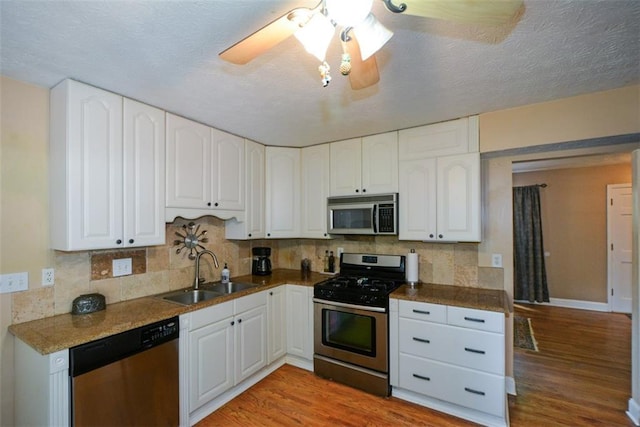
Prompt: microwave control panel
<box><xmin>377</xmin><ymin>203</ymin><xmax>396</xmax><ymax>233</ymax></box>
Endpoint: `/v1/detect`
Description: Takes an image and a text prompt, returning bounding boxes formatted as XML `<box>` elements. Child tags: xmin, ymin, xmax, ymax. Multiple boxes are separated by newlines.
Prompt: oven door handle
<box><xmin>313</xmin><ymin>298</ymin><xmax>386</xmax><ymax>313</ymax></box>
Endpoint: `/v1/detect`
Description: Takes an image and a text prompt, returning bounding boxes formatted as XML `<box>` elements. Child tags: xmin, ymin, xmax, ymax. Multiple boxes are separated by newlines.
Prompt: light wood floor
<box><xmin>197</xmin><ymin>304</ymin><xmax>632</xmax><ymax>426</ymax></box>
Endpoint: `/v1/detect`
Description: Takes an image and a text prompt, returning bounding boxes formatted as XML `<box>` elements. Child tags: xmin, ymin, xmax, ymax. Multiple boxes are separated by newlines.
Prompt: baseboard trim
<box><xmin>628</xmin><ymin>398</ymin><xmax>640</xmax><ymax>426</ymax></box>
<box><xmin>515</xmin><ymin>298</ymin><xmax>609</xmax><ymax>312</ymax></box>
<box><xmin>506</xmin><ymin>376</ymin><xmax>517</xmax><ymax>396</ymax></box>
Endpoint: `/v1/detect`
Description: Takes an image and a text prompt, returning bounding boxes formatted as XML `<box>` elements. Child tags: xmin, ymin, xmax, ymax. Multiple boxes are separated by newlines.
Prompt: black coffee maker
<box><xmin>252</xmin><ymin>247</ymin><xmax>272</xmax><ymax>276</ymax></box>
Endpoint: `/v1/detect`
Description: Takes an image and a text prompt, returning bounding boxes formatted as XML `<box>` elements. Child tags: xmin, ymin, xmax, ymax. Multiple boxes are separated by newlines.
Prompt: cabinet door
<box><xmin>211</xmin><ymin>129</ymin><xmax>244</xmax><ymax>210</ymax></box>
<box><xmin>234</xmin><ymin>305</ymin><xmax>267</xmax><ymax>384</ymax></box>
<box><xmin>265</xmin><ymin>147</ymin><xmax>301</xmax><ymax>238</ymax></box>
<box><xmin>166</xmin><ymin>113</ymin><xmax>211</xmax><ymax>209</ymax></box>
<box><xmin>123</xmin><ymin>99</ymin><xmax>165</xmax><ymax>247</ymax></box>
<box><xmin>398</xmin><ymin>117</ymin><xmax>472</xmax><ymax>160</ymax></box>
<box><xmin>286</xmin><ymin>285</ymin><xmax>311</xmax><ymax>360</ymax></box>
<box><xmin>398</xmin><ymin>158</ymin><xmax>437</xmax><ymax>241</ymax></box>
<box><xmin>301</xmin><ymin>144</ymin><xmax>330</xmax><ymax>238</ymax></box>
<box><xmin>225</xmin><ymin>140</ymin><xmax>265</xmax><ymax>239</ymax></box>
<box><xmin>329</xmin><ymin>138</ymin><xmax>362</xmax><ymax>196</ymax></box>
<box><xmin>50</xmin><ymin>79</ymin><xmax>123</xmax><ymax>250</ymax></box>
<box><xmin>437</xmin><ymin>152</ymin><xmax>480</xmax><ymax>242</ymax></box>
<box><xmin>189</xmin><ymin>318</ymin><xmax>234</xmax><ymax>411</ymax></box>
<box><xmin>362</xmin><ymin>132</ymin><xmax>398</xmax><ymax>194</ymax></box>
<box><xmin>268</xmin><ymin>286</ymin><xmax>287</xmax><ymax>363</ymax></box>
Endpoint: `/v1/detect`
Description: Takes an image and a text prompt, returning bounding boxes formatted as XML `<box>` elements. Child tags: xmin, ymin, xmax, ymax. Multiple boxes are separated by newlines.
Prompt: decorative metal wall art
<box><xmin>173</xmin><ymin>222</ymin><xmax>209</xmax><ymax>260</ymax></box>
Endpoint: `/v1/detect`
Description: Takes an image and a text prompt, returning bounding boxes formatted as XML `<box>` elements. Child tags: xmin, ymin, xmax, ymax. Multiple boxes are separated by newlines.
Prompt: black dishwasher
<box><xmin>70</xmin><ymin>316</ymin><xmax>179</xmax><ymax>426</ymax></box>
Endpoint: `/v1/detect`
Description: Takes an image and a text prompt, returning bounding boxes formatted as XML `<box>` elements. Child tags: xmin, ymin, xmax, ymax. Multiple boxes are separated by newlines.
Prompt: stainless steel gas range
<box><xmin>313</xmin><ymin>253</ymin><xmax>406</xmax><ymax>397</ymax></box>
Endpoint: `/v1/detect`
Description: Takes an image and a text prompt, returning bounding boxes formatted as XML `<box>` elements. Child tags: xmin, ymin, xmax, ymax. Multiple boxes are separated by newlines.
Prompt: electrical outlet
<box><xmin>113</xmin><ymin>258</ymin><xmax>132</xmax><ymax>277</ymax></box>
<box><xmin>491</xmin><ymin>253</ymin><xmax>503</xmax><ymax>268</ymax></box>
<box><xmin>0</xmin><ymin>272</ymin><xmax>29</xmax><ymax>294</ymax></box>
<box><xmin>42</xmin><ymin>268</ymin><xmax>55</xmax><ymax>286</ymax></box>
<box><xmin>337</xmin><ymin>247</ymin><xmax>344</xmax><ymax>259</ymax></box>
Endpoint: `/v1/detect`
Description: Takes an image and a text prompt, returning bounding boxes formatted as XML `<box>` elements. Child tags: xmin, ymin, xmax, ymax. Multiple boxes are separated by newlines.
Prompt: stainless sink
<box><xmin>205</xmin><ymin>281</ymin><xmax>259</xmax><ymax>294</ymax></box>
<box><xmin>159</xmin><ymin>289</ymin><xmax>223</xmax><ymax>306</ymax></box>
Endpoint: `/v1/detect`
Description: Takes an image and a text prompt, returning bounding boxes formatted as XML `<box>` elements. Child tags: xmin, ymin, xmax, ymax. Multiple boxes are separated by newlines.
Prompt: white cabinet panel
<box><xmin>330</xmin><ymin>133</ymin><xmax>398</xmax><ymax>196</ymax></box>
<box><xmin>265</xmin><ymin>147</ymin><xmax>301</xmax><ymax>238</ymax></box>
<box><xmin>301</xmin><ymin>144</ymin><xmax>330</xmax><ymax>238</ymax></box>
<box><xmin>211</xmin><ymin>128</ymin><xmax>244</xmax><ymax>211</ymax></box>
<box><xmin>447</xmin><ymin>305</ymin><xmax>505</xmax><ymax>333</ymax></box>
<box><xmin>398</xmin><ymin>299</ymin><xmax>446</xmax><ymax>323</ymax></box>
<box><xmin>234</xmin><ymin>304</ymin><xmax>267</xmax><ymax>383</ymax></box>
<box><xmin>398</xmin><ymin>116</ymin><xmax>478</xmax><ymax>160</ymax></box>
<box><xmin>286</xmin><ymin>285</ymin><xmax>312</xmax><ymax>360</ymax></box>
<box><xmin>225</xmin><ymin>140</ymin><xmax>265</xmax><ymax>239</ymax></box>
<box><xmin>268</xmin><ymin>286</ymin><xmax>287</xmax><ymax>363</ymax></box>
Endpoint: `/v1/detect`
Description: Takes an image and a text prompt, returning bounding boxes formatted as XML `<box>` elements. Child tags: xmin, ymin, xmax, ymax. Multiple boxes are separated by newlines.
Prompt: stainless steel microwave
<box><xmin>327</xmin><ymin>193</ymin><xmax>398</xmax><ymax>235</ymax></box>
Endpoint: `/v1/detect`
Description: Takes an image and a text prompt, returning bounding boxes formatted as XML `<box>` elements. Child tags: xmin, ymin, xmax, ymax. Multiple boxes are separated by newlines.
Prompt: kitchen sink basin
<box><xmin>205</xmin><ymin>281</ymin><xmax>259</xmax><ymax>294</ymax></box>
<box><xmin>160</xmin><ymin>289</ymin><xmax>223</xmax><ymax>306</ymax></box>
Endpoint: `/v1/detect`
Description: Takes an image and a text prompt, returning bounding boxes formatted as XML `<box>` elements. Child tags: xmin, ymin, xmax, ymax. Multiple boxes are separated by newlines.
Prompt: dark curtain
<box><xmin>513</xmin><ymin>185</ymin><xmax>549</xmax><ymax>302</ymax></box>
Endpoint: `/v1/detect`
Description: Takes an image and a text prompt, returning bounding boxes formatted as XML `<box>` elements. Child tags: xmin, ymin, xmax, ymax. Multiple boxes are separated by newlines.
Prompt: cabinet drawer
<box><xmin>399</xmin><ymin>300</ymin><xmax>446</xmax><ymax>323</ymax></box>
<box><xmin>234</xmin><ymin>290</ymin><xmax>267</xmax><ymax>313</ymax></box>
<box><xmin>399</xmin><ymin>354</ymin><xmax>505</xmax><ymax>417</ymax></box>
<box><xmin>400</xmin><ymin>320</ymin><xmax>504</xmax><ymax>374</ymax></box>
<box><xmin>399</xmin><ymin>318</ymin><xmax>448</xmax><ymax>360</ymax></box>
<box><xmin>190</xmin><ymin>300</ymin><xmax>233</xmax><ymax>331</ymax></box>
<box><xmin>447</xmin><ymin>306</ymin><xmax>504</xmax><ymax>333</ymax></box>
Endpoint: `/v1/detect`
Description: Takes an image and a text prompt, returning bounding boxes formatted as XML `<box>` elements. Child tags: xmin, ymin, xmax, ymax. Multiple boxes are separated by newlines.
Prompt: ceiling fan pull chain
<box><xmin>382</xmin><ymin>0</ymin><xmax>407</xmax><ymax>14</ymax></box>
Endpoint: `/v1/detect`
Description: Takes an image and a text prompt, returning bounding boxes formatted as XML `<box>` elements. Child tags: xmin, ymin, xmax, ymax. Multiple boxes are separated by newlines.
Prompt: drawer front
<box><xmin>447</xmin><ymin>306</ymin><xmax>504</xmax><ymax>333</ymax></box>
<box><xmin>399</xmin><ymin>318</ymin><xmax>448</xmax><ymax>360</ymax></box>
<box><xmin>445</xmin><ymin>326</ymin><xmax>505</xmax><ymax>374</ymax></box>
<box><xmin>399</xmin><ymin>300</ymin><xmax>446</xmax><ymax>324</ymax></box>
<box><xmin>400</xmin><ymin>320</ymin><xmax>504</xmax><ymax>374</ymax></box>
<box><xmin>234</xmin><ymin>289</ymin><xmax>267</xmax><ymax>314</ymax></box>
<box><xmin>190</xmin><ymin>300</ymin><xmax>233</xmax><ymax>330</ymax></box>
<box><xmin>399</xmin><ymin>354</ymin><xmax>505</xmax><ymax>417</ymax></box>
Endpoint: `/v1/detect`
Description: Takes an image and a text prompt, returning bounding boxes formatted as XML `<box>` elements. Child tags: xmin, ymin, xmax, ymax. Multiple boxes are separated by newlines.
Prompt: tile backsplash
<box><xmin>11</xmin><ymin>216</ymin><xmax>503</xmax><ymax>324</ymax></box>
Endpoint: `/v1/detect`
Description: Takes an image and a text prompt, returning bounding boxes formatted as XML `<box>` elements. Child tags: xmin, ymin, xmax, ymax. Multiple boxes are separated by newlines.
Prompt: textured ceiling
<box><xmin>1</xmin><ymin>1</ymin><xmax>638</xmax><ymax>147</ymax></box>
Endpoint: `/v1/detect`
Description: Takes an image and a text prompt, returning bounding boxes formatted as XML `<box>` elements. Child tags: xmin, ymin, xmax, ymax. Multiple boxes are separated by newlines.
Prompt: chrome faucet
<box><xmin>194</xmin><ymin>249</ymin><xmax>219</xmax><ymax>289</ymax></box>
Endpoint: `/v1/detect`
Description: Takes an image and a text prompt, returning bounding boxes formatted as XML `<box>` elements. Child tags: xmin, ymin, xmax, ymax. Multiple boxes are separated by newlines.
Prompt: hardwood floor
<box><xmin>197</xmin><ymin>304</ymin><xmax>633</xmax><ymax>426</ymax></box>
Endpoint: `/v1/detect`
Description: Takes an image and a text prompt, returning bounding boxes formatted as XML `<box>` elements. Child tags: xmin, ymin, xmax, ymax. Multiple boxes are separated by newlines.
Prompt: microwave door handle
<box><xmin>372</xmin><ymin>204</ymin><xmax>378</xmax><ymax>234</ymax></box>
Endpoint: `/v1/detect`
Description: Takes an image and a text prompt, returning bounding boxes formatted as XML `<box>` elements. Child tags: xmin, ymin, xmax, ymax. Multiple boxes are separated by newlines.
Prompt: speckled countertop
<box><xmin>391</xmin><ymin>283</ymin><xmax>512</xmax><ymax>314</ymax></box>
<box><xmin>9</xmin><ymin>269</ymin><xmax>327</xmax><ymax>355</ymax></box>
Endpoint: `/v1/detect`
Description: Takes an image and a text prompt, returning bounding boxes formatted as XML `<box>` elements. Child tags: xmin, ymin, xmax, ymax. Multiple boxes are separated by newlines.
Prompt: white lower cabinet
<box><xmin>268</xmin><ymin>286</ymin><xmax>287</xmax><ymax>363</ymax></box>
<box><xmin>390</xmin><ymin>298</ymin><xmax>507</xmax><ymax>426</ymax></box>
<box><xmin>285</xmin><ymin>284</ymin><xmax>314</xmax><ymax>365</ymax></box>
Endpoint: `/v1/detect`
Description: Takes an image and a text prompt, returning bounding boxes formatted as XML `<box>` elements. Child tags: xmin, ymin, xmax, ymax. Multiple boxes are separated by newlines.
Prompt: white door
<box><xmin>234</xmin><ymin>305</ymin><xmax>267</xmax><ymax>384</ymax></box>
<box><xmin>123</xmin><ymin>99</ymin><xmax>165</xmax><ymax>247</ymax></box>
<box><xmin>301</xmin><ymin>144</ymin><xmax>330</xmax><ymax>238</ymax></box>
<box><xmin>329</xmin><ymin>138</ymin><xmax>362</xmax><ymax>196</ymax></box>
<box><xmin>210</xmin><ymin>129</ymin><xmax>244</xmax><ymax>210</ymax></box>
<box><xmin>265</xmin><ymin>147</ymin><xmax>301</xmax><ymax>238</ymax></box>
<box><xmin>267</xmin><ymin>286</ymin><xmax>287</xmax><ymax>363</ymax></box>
<box><xmin>608</xmin><ymin>184</ymin><xmax>632</xmax><ymax>313</ymax></box>
<box><xmin>362</xmin><ymin>132</ymin><xmax>398</xmax><ymax>194</ymax></box>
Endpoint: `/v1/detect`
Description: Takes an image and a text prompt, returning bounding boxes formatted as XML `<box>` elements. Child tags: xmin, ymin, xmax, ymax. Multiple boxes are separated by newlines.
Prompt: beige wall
<box><xmin>480</xmin><ymin>85</ymin><xmax>640</xmax><ymax>152</ymax></box>
<box><xmin>513</xmin><ymin>164</ymin><xmax>632</xmax><ymax>303</ymax></box>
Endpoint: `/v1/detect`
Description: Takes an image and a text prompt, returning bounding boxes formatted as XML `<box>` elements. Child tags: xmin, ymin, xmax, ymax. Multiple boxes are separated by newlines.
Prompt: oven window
<box><xmin>332</xmin><ymin>208</ymin><xmax>372</xmax><ymax>229</ymax></box>
<box><xmin>322</xmin><ymin>309</ymin><xmax>376</xmax><ymax>356</ymax></box>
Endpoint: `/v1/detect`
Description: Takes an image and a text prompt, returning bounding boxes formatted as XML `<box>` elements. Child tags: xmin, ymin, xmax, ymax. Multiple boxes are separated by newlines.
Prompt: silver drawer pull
<box><xmin>413</xmin><ymin>309</ymin><xmax>431</xmax><ymax>315</ymax></box>
<box><xmin>464</xmin><ymin>316</ymin><xmax>485</xmax><ymax>323</ymax></box>
<box><xmin>464</xmin><ymin>387</ymin><xmax>486</xmax><ymax>396</ymax></box>
<box><xmin>464</xmin><ymin>347</ymin><xmax>486</xmax><ymax>355</ymax></box>
<box><xmin>413</xmin><ymin>374</ymin><xmax>431</xmax><ymax>381</ymax></box>
<box><xmin>412</xmin><ymin>337</ymin><xmax>430</xmax><ymax>344</ymax></box>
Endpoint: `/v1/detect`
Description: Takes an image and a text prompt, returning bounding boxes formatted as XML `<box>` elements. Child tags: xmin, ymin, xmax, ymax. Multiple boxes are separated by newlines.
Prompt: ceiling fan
<box><xmin>219</xmin><ymin>0</ymin><xmax>523</xmax><ymax>90</ymax></box>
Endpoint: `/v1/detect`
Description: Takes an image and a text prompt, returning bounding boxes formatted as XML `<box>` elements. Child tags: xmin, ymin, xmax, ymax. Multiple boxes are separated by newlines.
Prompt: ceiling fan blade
<box><xmin>344</xmin><ymin>35</ymin><xmax>380</xmax><ymax>90</ymax></box>
<box><xmin>385</xmin><ymin>0</ymin><xmax>523</xmax><ymax>25</ymax></box>
<box><xmin>219</xmin><ymin>7</ymin><xmax>314</xmax><ymax>65</ymax></box>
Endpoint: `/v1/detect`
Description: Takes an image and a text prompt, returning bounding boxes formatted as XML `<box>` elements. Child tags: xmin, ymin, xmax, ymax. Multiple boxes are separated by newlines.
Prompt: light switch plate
<box><xmin>0</xmin><ymin>272</ymin><xmax>29</xmax><ymax>293</ymax></box>
<box><xmin>113</xmin><ymin>258</ymin><xmax>132</xmax><ymax>277</ymax></box>
<box><xmin>491</xmin><ymin>254</ymin><xmax>503</xmax><ymax>268</ymax></box>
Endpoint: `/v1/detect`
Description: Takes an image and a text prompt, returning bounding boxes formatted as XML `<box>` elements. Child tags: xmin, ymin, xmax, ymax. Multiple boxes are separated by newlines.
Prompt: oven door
<box><xmin>313</xmin><ymin>299</ymin><xmax>387</xmax><ymax>373</ymax></box>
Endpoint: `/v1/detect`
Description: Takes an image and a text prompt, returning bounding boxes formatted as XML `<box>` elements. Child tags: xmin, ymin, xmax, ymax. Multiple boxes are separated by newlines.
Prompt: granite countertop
<box><xmin>9</xmin><ymin>269</ymin><xmax>327</xmax><ymax>355</ymax></box>
<box><xmin>391</xmin><ymin>283</ymin><xmax>512</xmax><ymax>314</ymax></box>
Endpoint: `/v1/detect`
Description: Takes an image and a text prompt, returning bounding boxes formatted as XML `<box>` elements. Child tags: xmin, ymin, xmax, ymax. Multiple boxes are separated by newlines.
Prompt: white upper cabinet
<box><xmin>301</xmin><ymin>144</ymin><xmax>331</xmax><ymax>239</ymax></box>
<box><xmin>398</xmin><ymin>116</ymin><xmax>479</xmax><ymax>160</ymax></box>
<box><xmin>330</xmin><ymin>132</ymin><xmax>398</xmax><ymax>196</ymax></box>
<box><xmin>50</xmin><ymin>79</ymin><xmax>165</xmax><ymax>250</ymax></box>
<box><xmin>398</xmin><ymin>116</ymin><xmax>480</xmax><ymax>242</ymax></box>
<box><xmin>166</xmin><ymin>113</ymin><xmax>245</xmax><ymax>221</ymax></box>
<box><xmin>225</xmin><ymin>140</ymin><xmax>265</xmax><ymax>240</ymax></box>
<box><xmin>265</xmin><ymin>147</ymin><xmax>301</xmax><ymax>238</ymax></box>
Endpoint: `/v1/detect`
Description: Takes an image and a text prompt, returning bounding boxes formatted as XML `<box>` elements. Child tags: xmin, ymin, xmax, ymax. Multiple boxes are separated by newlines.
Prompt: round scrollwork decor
<box><xmin>173</xmin><ymin>222</ymin><xmax>209</xmax><ymax>260</ymax></box>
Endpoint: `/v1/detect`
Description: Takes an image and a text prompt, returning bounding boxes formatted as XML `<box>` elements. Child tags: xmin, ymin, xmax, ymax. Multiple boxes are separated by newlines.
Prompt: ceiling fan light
<box><xmin>353</xmin><ymin>13</ymin><xmax>393</xmax><ymax>60</ymax></box>
<box><xmin>294</xmin><ymin>13</ymin><xmax>335</xmax><ymax>62</ymax></box>
<box><xmin>326</xmin><ymin>0</ymin><xmax>373</xmax><ymax>27</ymax></box>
